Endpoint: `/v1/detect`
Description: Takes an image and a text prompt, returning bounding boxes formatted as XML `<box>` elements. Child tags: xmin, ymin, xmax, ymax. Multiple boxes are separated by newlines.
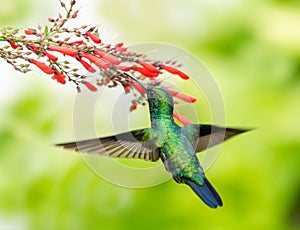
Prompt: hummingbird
<box><xmin>56</xmin><ymin>75</ymin><xmax>247</xmax><ymax>208</ymax></box>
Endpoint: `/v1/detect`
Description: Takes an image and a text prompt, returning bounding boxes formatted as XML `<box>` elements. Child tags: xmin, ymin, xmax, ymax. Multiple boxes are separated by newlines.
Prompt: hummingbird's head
<box><xmin>146</xmin><ymin>87</ymin><xmax>174</xmax><ymax>117</ymax></box>
<box><xmin>124</xmin><ymin>73</ymin><xmax>174</xmax><ymax>118</ymax></box>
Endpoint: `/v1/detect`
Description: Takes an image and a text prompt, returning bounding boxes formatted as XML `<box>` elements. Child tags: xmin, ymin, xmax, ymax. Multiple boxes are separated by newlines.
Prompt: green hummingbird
<box><xmin>57</xmin><ymin>75</ymin><xmax>247</xmax><ymax>208</ymax></box>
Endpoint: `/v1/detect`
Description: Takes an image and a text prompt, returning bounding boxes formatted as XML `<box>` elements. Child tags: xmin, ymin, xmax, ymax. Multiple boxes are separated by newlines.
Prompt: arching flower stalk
<box><xmin>0</xmin><ymin>0</ymin><xmax>197</xmax><ymax>126</ymax></box>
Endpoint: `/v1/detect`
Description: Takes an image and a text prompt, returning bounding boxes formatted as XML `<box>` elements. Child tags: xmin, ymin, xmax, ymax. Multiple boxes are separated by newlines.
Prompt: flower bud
<box><xmin>24</xmin><ymin>29</ymin><xmax>36</xmax><ymax>35</ymax></box>
<box><xmin>9</xmin><ymin>40</ymin><xmax>18</xmax><ymax>49</ymax></box>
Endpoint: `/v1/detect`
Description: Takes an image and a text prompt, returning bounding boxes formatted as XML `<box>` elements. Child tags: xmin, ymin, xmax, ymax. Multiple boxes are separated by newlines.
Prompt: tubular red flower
<box><xmin>123</xmin><ymin>84</ymin><xmax>131</xmax><ymax>94</ymax></box>
<box><xmin>174</xmin><ymin>92</ymin><xmax>197</xmax><ymax>103</ymax></box>
<box><xmin>161</xmin><ymin>65</ymin><xmax>180</xmax><ymax>74</ymax></box>
<box><xmin>30</xmin><ymin>59</ymin><xmax>55</xmax><ymax>74</ymax></box>
<box><xmin>80</xmin><ymin>52</ymin><xmax>110</xmax><ymax>69</ymax></box>
<box><xmin>116</xmin><ymin>47</ymin><xmax>127</xmax><ymax>52</ymax></box>
<box><xmin>29</xmin><ymin>44</ymin><xmax>39</xmax><ymax>50</ymax></box>
<box><xmin>173</xmin><ymin>113</ymin><xmax>191</xmax><ymax>126</ymax></box>
<box><xmin>105</xmin><ymin>77</ymin><xmax>111</xmax><ymax>84</ymax></box>
<box><xmin>24</xmin><ymin>29</ymin><xmax>36</xmax><ymax>35</ymax></box>
<box><xmin>130</xmin><ymin>103</ymin><xmax>137</xmax><ymax>111</ymax></box>
<box><xmin>69</xmin><ymin>40</ymin><xmax>84</xmax><ymax>46</ymax></box>
<box><xmin>139</xmin><ymin>61</ymin><xmax>159</xmax><ymax>73</ymax></box>
<box><xmin>162</xmin><ymin>87</ymin><xmax>196</xmax><ymax>103</ymax></box>
<box><xmin>132</xmin><ymin>66</ymin><xmax>159</xmax><ymax>78</ymax></box>
<box><xmin>161</xmin><ymin>65</ymin><xmax>190</xmax><ymax>80</ymax></box>
<box><xmin>114</xmin><ymin>43</ymin><xmax>127</xmax><ymax>52</ymax></box>
<box><xmin>162</xmin><ymin>86</ymin><xmax>179</xmax><ymax>96</ymax></box>
<box><xmin>177</xmin><ymin>71</ymin><xmax>190</xmax><ymax>80</ymax></box>
<box><xmin>86</xmin><ymin>32</ymin><xmax>101</xmax><ymax>44</ymax></box>
<box><xmin>94</xmin><ymin>50</ymin><xmax>121</xmax><ymax>65</ymax></box>
<box><xmin>28</xmin><ymin>44</ymin><xmax>40</xmax><ymax>54</ymax></box>
<box><xmin>115</xmin><ymin>42</ymin><xmax>124</xmax><ymax>48</ymax></box>
<box><xmin>84</xmin><ymin>82</ymin><xmax>98</xmax><ymax>92</ymax></box>
<box><xmin>45</xmin><ymin>52</ymin><xmax>58</xmax><ymax>61</ymax></box>
<box><xmin>9</xmin><ymin>40</ymin><xmax>18</xmax><ymax>49</ymax></box>
<box><xmin>79</xmin><ymin>59</ymin><xmax>96</xmax><ymax>73</ymax></box>
<box><xmin>130</xmin><ymin>81</ymin><xmax>147</xmax><ymax>94</ymax></box>
<box><xmin>48</xmin><ymin>46</ymin><xmax>78</xmax><ymax>57</ymax></box>
<box><xmin>115</xmin><ymin>65</ymin><xmax>131</xmax><ymax>71</ymax></box>
<box><xmin>52</xmin><ymin>72</ymin><xmax>66</xmax><ymax>84</ymax></box>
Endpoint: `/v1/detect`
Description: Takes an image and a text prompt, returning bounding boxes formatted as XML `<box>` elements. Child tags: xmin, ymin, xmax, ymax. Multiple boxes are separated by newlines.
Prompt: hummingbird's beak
<box><xmin>124</xmin><ymin>73</ymin><xmax>148</xmax><ymax>90</ymax></box>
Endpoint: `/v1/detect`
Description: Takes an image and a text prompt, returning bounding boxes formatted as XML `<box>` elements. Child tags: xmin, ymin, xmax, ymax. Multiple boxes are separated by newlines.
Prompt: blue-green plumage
<box><xmin>146</xmin><ymin>87</ymin><xmax>222</xmax><ymax>208</ymax></box>
<box><xmin>57</xmin><ymin>77</ymin><xmax>247</xmax><ymax>208</ymax></box>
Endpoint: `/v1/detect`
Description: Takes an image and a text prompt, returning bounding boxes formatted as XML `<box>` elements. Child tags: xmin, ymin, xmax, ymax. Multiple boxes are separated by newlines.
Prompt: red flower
<box><xmin>161</xmin><ymin>65</ymin><xmax>190</xmax><ymax>80</ymax></box>
<box><xmin>123</xmin><ymin>84</ymin><xmax>131</xmax><ymax>94</ymax></box>
<box><xmin>45</xmin><ymin>52</ymin><xmax>58</xmax><ymax>61</ymax></box>
<box><xmin>174</xmin><ymin>92</ymin><xmax>197</xmax><ymax>103</ymax></box>
<box><xmin>177</xmin><ymin>71</ymin><xmax>190</xmax><ymax>80</ymax></box>
<box><xmin>9</xmin><ymin>40</ymin><xmax>18</xmax><ymax>49</ymax></box>
<box><xmin>116</xmin><ymin>47</ymin><xmax>127</xmax><ymax>52</ymax></box>
<box><xmin>130</xmin><ymin>103</ymin><xmax>137</xmax><ymax>111</ymax></box>
<box><xmin>115</xmin><ymin>65</ymin><xmax>131</xmax><ymax>71</ymax></box>
<box><xmin>114</xmin><ymin>43</ymin><xmax>127</xmax><ymax>52</ymax></box>
<box><xmin>30</xmin><ymin>59</ymin><xmax>55</xmax><ymax>74</ymax></box>
<box><xmin>79</xmin><ymin>59</ymin><xmax>96</xmax><ymax>73</ymax></box>
<box><xmin>173</xmin><ymin>113</ymin><xmax>191</xmax><ymax>126</ymax></box>
<box><xmin>105</xmin><ymin>77</ymin><xmax>111</xmax><ymax>84</ymax></box>
<box><xmin>161</xmin><ymin>65</ymin><xmax>180</xmax><ymax>74</ymax></box>
<box><xmin>80</xmin><ymin>52</ymin><xmax>110</xmax><ymax>69</ymax></box>
<box><xmin>162</xmin><ymin>86</ymin><xmax>179</xmax><ymax>96</ymax></box>
<box><xmin>132</xmin><ymin>66</ymin><xmax>159</xmax><ymax>78</ymax></box>
<box><xmin>94</xmin><ymin>50</ymin><xmax>121</xmax><ymax>65</ymax></box>
<box><xmin>86</xmin><ymin>32</ymin><xmax>101</xmax><ymax>44</ymax></box>
<box><xmin>84</xmin><ymin>82</ymin><xmax>98</xmax><ymax>92</ymax></box>
<box><xmin>24</xmin><ymin>29</ymin><xmax>36</xmax><ymax>35</ymax></box>
<box><xmin>115</xmin><ymin>42</ymin><xmax>124</xmax><ymax>48</ymax></box>
<box><xmin>28</xmin><ymin>44</ymin><xmax>40</xmax><ymax>54</ymax></box>
<box><xmin>48</xmin><ymin>46</ymin><xmax>78</xmax><ymax>57</ymax></box>
<box><xmin>163</xmin><ymin>87</ymin><xmax>196</xmax><ymax>103</ymax></box>
<box><xmin>69</xmin><ymin>40</ymin><xmax>84</xmax><ymax>46</ymax></box>
<box><xmin>139</xmin><ymin>61</ymin><xmax>159</xmax><ymax>73</ymax></box>
<box><xmin>130</xmin><ymin>81</ymin><xmax>147</xmax><ymax>94</ymax></box>
<box><xmin>52</xmin><ymin>72</ymin><xmax>66</xmax><ymax>84</ymax></box>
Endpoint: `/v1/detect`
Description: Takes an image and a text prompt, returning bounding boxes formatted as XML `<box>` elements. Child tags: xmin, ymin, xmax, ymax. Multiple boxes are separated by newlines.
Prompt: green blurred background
<box><xmin>1</xmin><ymin>0</ymin><xmax>300</xmax><ymax>229</ymax></box>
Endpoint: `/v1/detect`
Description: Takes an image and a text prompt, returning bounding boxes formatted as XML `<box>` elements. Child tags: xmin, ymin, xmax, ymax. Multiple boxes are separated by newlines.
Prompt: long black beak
<box><xmin>124</xmin><ymin>73</ymin><xmax>148</xmax><ymax>90</ymax></box>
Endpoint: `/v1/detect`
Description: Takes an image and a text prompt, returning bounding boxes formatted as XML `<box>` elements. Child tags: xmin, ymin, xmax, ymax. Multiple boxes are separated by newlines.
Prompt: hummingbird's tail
<box><xmin>182</xmin><ymin>177</ymin><xmax>223</xmax><ymax>208</ymax></box>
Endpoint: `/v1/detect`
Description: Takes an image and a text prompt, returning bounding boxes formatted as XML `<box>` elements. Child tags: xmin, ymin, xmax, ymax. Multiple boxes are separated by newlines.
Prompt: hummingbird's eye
<box><xmin>148</xmin><ymin>91</ymin><xmax>156</xmax><ymax>98</ymax></box>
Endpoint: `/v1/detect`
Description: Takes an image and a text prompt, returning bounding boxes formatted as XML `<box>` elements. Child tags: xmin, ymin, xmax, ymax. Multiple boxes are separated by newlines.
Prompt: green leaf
<box><xmin>44</xmin><ymin>26</ymin><xmax>49</xmax><ymax>36</ymax></box>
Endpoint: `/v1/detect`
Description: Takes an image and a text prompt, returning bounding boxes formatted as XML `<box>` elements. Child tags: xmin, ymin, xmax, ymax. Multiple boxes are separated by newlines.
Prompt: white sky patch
<box><xmin>0</xmin><ymin>215</ymin><xmax>28</xmax><ymax>230</ymax></box>
<box><xmin>0</xmin><ymin>0</ymin><xmax>111</xmax><ymax>108</ymax></box>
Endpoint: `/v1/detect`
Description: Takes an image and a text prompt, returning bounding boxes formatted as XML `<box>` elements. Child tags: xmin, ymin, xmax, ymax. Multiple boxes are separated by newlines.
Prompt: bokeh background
<box><xmin>1</xmin><ymin>0</ymin><xmax>300</xmax><ymax>229</ymax></box>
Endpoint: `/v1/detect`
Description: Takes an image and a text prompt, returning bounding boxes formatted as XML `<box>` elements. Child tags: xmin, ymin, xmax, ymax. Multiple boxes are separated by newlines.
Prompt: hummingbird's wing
<box><xmin>56</xmin><ymin>128</ymin><xmax>161</xmax><ymax>162</ymax></box>
<box><xmin>182</xmin><ymin>124</ymin><xmax>248</xmax><ymax>153</ymax></box>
